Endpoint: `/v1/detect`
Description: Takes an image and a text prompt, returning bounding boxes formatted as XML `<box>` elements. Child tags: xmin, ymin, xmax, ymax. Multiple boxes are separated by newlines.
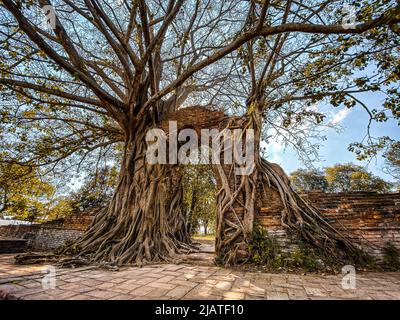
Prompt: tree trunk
<box><xmin>72</xmin><ymin>125</ymin><xmax>193</xmax><ymax>265</ymax></box>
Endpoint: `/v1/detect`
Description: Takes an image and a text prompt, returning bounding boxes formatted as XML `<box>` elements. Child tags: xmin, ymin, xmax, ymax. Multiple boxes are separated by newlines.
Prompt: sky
<box><xmin>265</xmin><ymin>91</ymin><xmax>399</xmax><ymax>182</ymax></box>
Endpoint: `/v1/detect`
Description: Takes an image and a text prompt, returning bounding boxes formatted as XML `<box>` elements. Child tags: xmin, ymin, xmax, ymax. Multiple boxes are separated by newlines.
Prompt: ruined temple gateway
<box><xmin>154</xmin><ymin>106</ymin><xmax>391</xmax><ymax>265</ymax></box>
<box><xmin>160</xmin><ymin>106</ymin><xmax>288</xmax><ymax>263</ymax></box>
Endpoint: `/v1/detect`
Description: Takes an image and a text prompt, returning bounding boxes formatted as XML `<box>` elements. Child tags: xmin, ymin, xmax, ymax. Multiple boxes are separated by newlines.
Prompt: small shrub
<box><xmin>290</xmin><ymin>246</ymin><xmax>323</xmax><ymax>272</ymax></box>
<box><xmin>248</xmin><ymin>225</ymin><xmax>283</xmax><ymax>267</ymax></box>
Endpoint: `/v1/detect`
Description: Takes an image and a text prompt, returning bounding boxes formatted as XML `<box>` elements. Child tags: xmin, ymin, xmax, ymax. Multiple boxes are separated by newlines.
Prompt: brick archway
<box><xmin>158</xmin><ymin>106</ymin><xmax>287</xmax><ymax>261</ymax></box>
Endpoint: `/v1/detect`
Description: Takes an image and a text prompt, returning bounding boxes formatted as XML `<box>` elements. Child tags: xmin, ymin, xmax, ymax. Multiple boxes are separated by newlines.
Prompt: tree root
<box><xmin>215</xmin><ymin>113</ymin><xmax>370</xmax><ymax>266</ymax></box>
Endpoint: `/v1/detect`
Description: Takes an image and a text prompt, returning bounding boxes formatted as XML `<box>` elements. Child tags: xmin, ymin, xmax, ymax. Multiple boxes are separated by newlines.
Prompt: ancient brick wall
<box><xmin>0</xmin><ymin>209</ymin><xmax>97</xmax><ymax>250</ymax></box>
<box><xmin>302</xmin><ymin>192</ymin><xmax>400</xmax><ymax>259</ymax></box>
<box><xmin>256</xmin><ymin>191</ymin><xmax>400</xmax><ymax>260</ymax></box>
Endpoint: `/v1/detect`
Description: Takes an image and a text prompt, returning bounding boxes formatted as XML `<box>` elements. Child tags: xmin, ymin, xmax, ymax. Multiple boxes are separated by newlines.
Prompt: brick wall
<box><xmin>257</xmin><ymin>191</ymin><xmax>400</xmax><ymax>260</ymax></box>
<box><xmin>1</xmin><ymin>192</ymin><xmax>398</xmax><ymax>260</ymax></box>
<box><xmin>0</xmin><ymin>209</ymin><xmax>97</xmax><ymax>250</ymax></box>
<box><xmin>302</xmin><ymin>192</ymin><xmax>400</xmax><ymax>259</ymax></box>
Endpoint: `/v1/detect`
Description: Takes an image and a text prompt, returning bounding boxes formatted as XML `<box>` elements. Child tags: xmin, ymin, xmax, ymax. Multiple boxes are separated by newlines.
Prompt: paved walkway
<box><xmin>0</xmin><ymin>254</ymin><xmax>400</xmax><ymax>300</ymax></box>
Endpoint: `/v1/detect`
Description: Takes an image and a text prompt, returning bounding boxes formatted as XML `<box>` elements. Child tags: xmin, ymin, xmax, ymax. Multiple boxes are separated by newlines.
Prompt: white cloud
<box><xmin>330</xmin><ymin>108</ymin><xmax>351</xmax><ymax>125</ymax></box>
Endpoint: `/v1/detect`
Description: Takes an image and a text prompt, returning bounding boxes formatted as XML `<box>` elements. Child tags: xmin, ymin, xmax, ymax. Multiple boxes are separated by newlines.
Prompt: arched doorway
<box><xmin>158</xmin><ymin>106</ymin><xmax>364</xmax><ymax>266</ymax></box>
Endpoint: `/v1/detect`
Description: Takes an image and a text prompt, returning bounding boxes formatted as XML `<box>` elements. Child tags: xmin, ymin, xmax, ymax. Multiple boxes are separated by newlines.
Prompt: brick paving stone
<box><xmin>156</xmin><ymin>275</ymin><xmax>176</xmax><ymax>283</ymax></box>
<box><xmin>287</xmin><ymin>288</ymin><xmax>309</xmax><ymax>300</ymax></box>
<box><xmin>231</xmin><ymin>286</ymin><xmax>249</xmax><ymax>293</ymax></box>
<box><xmin>112</xmin><ymin>282</ymin><xmax>141</xmax><ymax>292</ymax></box>
<box><xmin>182</xmin><ymin>292</ymin><xmax>223</xmax><ymax>300</ymax></box>
<box><xmin>222</xmin><ymin>291</ymin><xmax>245</xmax><ymax>300</ymax></box>
<box><xmin>147</xmin><ymin>282</ymin><xmax>176</xmax><ymax>290</ymax></box>
<box><xmin>215</xmin><ymin>281</ymin><xmax>233</xmax><ymax>291</ymax></box>
<box><xmin>66</xmin><ymin>294</ymin><xmax>94</xmax><ymax>300</ymax></box>
<box><xmin>245</xmin><ymin>294</ymin><xmax>265</xmax><ymax>300</ymax></box>
<box><xmin>266</xmin><ymin>290</ymin><xmax>290</xmax><ymax>300</ymax></box>
<box><xmin>135</xmin><ymin>277</ymin><xmax>156</xmax><ymax>285</ymax></box>
<box><xmin>129</xmin><ymin>285</ymin><xmax>155</xmax><ymax>296</ymax></box>
<box><xmin>164</xmin><ymin>265</ymin><xmax>185</xmax><ymax>272</ymax></box>
<box><xmin>0</xmin><ymin>255</ymin><xmax>399</xmax><ymax>300</ymax></box>
<box><xmin>172</xmin><ymin>279</ymin><xmax>199</xmax><ymax>288</ymax></box>
<box><xmin>233</xmin><ymin>279</ymin><xmax>251</xmax><ymax>287</ymax></box>
<box><xmin>166</xmin><ymin>285</ymin><xmax>194</xmax><ymax>299</ymax></box>
<box><xmin>145</xmin><ymin>288</ymin><xmax>170</xmax><ymax>298</ymax></box>
<box><xmin>58</xmin><ymin>283</ymin><xmax>92</xmax><ymax>293</ymax></box>
<box><xmin>162</xmin><ymin>271</ymin><xmax>184</xmax><ymax>277</ymax></box>
<box><xmin>96</xmin><ymin>282</ymin><xmax>118</xmax><ymax>290</ymax></box>
<box><xmin>86</xmin><ymin>290</ymin><xmax>120</xmax><ymax>299</ymax></box>
<box><xmin>143</xmin><ymin>273</ymin><xmax>165</xmax><ymax>279</ymax></box>
<box><xmin>109</xmin><ymin>277</ymin><xmax>129</xmax><ymax>284</ymax></box>
<box><xmin>22</xmin><ymin>293</ymin><xmax>55</xmax><ymax>300</ymax></box>
<box><xmin>305</xmin><ymin>287</ymin><xmax>329</xmax><ymax>297</ymax></box>
<box><xmin>0</xmin><ymin>283</ymin><xmax>22</xmax><ymax>293</ymax></box>
<box><xmin>387</xmin><ymin>291</ymin><xmax>400</xmax><ymax>299</ymax></box>
<box><xmin>109</xmin><ymin>294</ymin><xmax>136</xmax><ymax>300</ymax></box>
<box><xmin>80</xmin><ymin>279</ymin><xmax>104</xmax><ymax>287</ymax></box>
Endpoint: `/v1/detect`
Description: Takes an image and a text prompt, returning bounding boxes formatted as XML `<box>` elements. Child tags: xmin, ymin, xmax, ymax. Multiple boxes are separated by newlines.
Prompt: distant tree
<box><xmin>0</xmin><ymin>159</ymin><xmax>55</xmax><ymax>221</ymax></box>
<box><xmin>290</xmin><ymin>169</ymin><xmax>328</xmax><ymax>192</ymax></box>
<box><xmin>182</xmin><ymin>165</ymin><xmax>216</xmax><ymax>236</ymax></box>
<box><xmin>71</xmin><ymin>166</ymin><xmax>118</xmax><ymax>212</ymax></box>
<box><xmin>46</xmin><ymin>197</ymin><xmax>73</xmax><ymax>220</ymax></box>
<box><xmin>325</xmin><ymin>163</ymin><xmax>392</xmax><ymax>193</ymax></box>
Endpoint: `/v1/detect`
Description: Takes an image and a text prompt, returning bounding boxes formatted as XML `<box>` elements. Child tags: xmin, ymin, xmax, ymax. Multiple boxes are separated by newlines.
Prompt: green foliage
<box><xmin>383</xmin><ymin>242</ymin><xmax>400</xmax><ymax>271</ymax></box>
<box><xmin>290</xmin><ymin>163</ymin><xmax>393</xmax><ymax>193</ymax></box>
<box><xmin>182</xmin><ymin>165</ymin><xmax>216</xmax><ymax>235</ymax></box>
<box><xmin>0</xmin><ymin>158</ymin><xmax>72</xmax><ymax>221</ymax></box>
<box><xmin>349</xmin><ymin>139</ymin><xmax>400</xmax><ymax>187</ymax></box>
<box><xmin>325</xmin><ymin>163</ymin><xmax>392</xmax><ymax>193</ymax></box>
<box><xmin>248</xmin><ymin>225</ymin><xmax>283</xmax><ymax>267</ymax></box>
<box><xmin>288</xmin><ymin>244</ymin><xmax>328</xmax><ymax>272</ymax></box>
<box><xmin>290</xmin><ymin>169</ymin><xmax>328</xmax><ymax>192</ymax></box>
<box><xmin>0</xmin><ymin>0</ymin><xmax>399</xmax><ymax>212</ymax></box>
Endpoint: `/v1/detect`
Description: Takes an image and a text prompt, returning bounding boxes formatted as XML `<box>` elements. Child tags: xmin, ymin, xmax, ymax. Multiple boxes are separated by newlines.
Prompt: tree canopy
<box><xmin>0</xmin><ymin>0</ymin><xmax>399</xmax><ymax>173</ymax></box>
<box><xmin>290</xmin><ymin>163</ymin><xmax>393</xmax><ymax>193</ymax></box>
<box><xmin>70</xmin><ymin>165</ymin><xmax>118</xmax><ymax>212</ymax></box>
<box><xmin>290</xmin><ymin>168</ymin><xmax>328</xmax><ymax>192</ymax></box>
<box><xmin>0</xmin><ymin>158</ymin><xmax>72</xmax><ymax>221</ymax></box>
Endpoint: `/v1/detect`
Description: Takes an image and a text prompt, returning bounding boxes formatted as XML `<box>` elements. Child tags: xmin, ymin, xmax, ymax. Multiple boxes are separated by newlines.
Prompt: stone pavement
<box><xmin>0</xmin><ymin>254</ymin><xmax>400</xmax><ymax>300</ymax></box>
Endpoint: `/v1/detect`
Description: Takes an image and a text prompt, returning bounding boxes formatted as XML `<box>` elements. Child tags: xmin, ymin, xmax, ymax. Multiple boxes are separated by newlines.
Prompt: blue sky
<box><xmin>265</xmin><ymin>92</ymin><xmax>399</xmax><ymax>182</ymax></box>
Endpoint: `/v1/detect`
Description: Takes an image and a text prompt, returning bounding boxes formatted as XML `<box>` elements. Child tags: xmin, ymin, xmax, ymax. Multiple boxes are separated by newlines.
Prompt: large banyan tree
<box><xmin>0</xmin><ymin>0</ymin><xmax>399</xmax><ymax>265</ymax></box>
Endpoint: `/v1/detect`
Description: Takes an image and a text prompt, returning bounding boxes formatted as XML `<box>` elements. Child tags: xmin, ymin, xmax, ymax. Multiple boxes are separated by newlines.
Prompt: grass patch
<box><xmin>192</xmin><ymin>234</ymin><xmax>215</xmax><ymax>241</ymax></box>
